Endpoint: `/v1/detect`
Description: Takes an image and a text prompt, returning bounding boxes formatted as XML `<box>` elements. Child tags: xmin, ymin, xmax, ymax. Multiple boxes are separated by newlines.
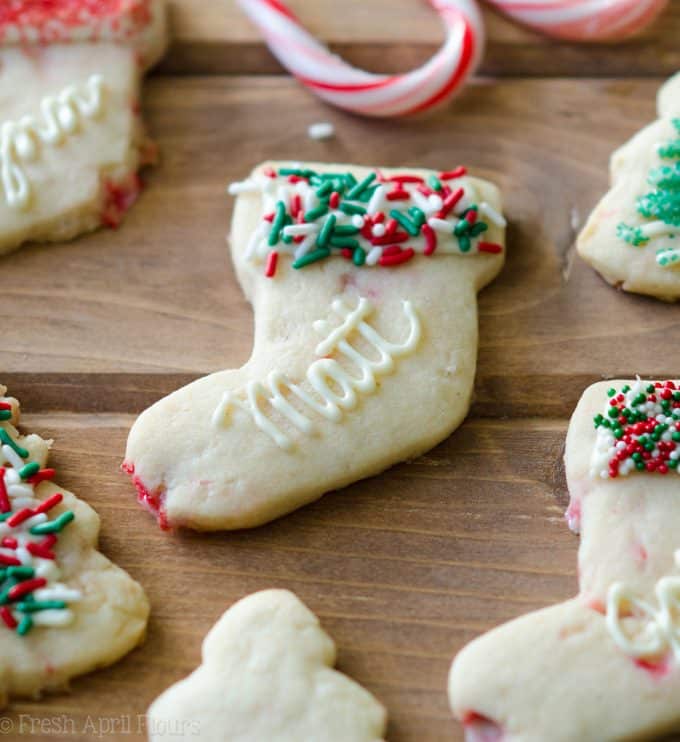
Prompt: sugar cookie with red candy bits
<box><xmin>147</xmin><ymin>589</ymin><xmax>387</xmax><ymax>742</ymax></box>
<box><xmin>123</xmin><ymin>161</ymin><xmax>506</xmax><ymax>530</ymax></box>
<box><xmin>577</xmin><ymin>73</ymin><xmax>680</xmax><ymax>301</ymax></box>
<box><xmin>449</xmin><ymin>379</ymin><xmax>680</xmax><ymax>742</ymax></box>
<box><xmin>0</xmin><ymin>0</ymin><xmax>167</xmax><ymax>255</ymax></box>
<box><xmin>0</xmin><ymin>384</ymin><xmax>149</xmax><ymax>708</ymax></box>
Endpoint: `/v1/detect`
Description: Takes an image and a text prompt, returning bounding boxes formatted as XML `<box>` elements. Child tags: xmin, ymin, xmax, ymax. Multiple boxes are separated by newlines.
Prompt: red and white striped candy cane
<box><xmin>237</xmin><ymin>0</ymin><xmax>485</xmax><ymax>117</ymax></box>
<box><xmin>486</xmin><ymin>0</ymin><xmax>668</xmax><ymax>41</ymax></box>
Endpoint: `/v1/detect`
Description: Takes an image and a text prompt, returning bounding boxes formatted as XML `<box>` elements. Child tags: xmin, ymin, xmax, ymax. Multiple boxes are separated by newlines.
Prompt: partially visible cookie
<box><xmin>147</xmin><ymin>589</ymin><xmax>387</xmax><ymax>741</ymax></box>
<box><xmin>0</xmin><ymin>385</ymin><xmax>149</xmax><ymax>707</ymax></box>
<box><xmin>0</xmin><ymin>0</ymin><xmax>167</xmax><ymax>255</ymax></box>
<box><xmin>577</xmin><ymin>73</ymin><xmax>680</xmax><ymax>301</ymax></box>
<box><xmin>449</xmin><ymin>379</ymin><xmax>680</xmax><ymax>741</ymax></box>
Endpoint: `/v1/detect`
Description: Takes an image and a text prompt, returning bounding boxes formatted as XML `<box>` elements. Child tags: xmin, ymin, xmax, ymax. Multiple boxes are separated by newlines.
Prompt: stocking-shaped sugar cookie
<box><xmin>0</xmin><ymin>0</ymin><xmax>168</xmax><ymax>255</ymax></box>
<box><xmin>0</xmin><ymin>385</ymin><xmax>149</xmax><ymax>707</ymax></box>
<box><xmin>578</xmin><ymin>73</ymin><xmax>680</xmax><ymax>301</ymax></box>
<box><xmin>450</xmin><ymin>379</ymin><xmax>680</xmax><ymax>742</ymax></box>
<box><xmin>147</xmin><ymin>589</ymin><xmax>386</xmax><ymax>741</ymax></box>
<box><xmin>124</xmin><ymin>161</ymin><xmax>506</xmax><ymax>530</ymax></box>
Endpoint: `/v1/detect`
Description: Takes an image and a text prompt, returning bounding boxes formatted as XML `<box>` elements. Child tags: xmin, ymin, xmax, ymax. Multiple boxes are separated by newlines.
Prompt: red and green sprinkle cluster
<box><xmin>231</xmin><ymin>166</ymin><xmax>504</xmax><ymax>277</ymax></box>
<box><xmin>593</xmin><ymin>380</ymin><xmax>680</xmax><ymax>479</ymax></box>
<box><xmin>0</xmin><ymin>400</ymin><xmax>76</xmax><ymax>636</ymax></box>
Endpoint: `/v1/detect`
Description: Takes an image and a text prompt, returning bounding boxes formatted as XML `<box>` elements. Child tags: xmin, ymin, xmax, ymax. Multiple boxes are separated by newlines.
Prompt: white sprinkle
<box><xmin>367</xmin><ymin>184</ymin><xmax>386</xmax><ymax>215</ymax></box>
<box><xmin>1</xmin><ymin>444</ymin><xmax>23</xmax><ymax>470</ymax></box>
<box><xmin>352</xmin><ymin>215</ymin><xmax>365</xmax><ymax>229</ymax></box>
<box><xmin>372</xmin><ymin>224</ymin><xmax>386</xmax><ymax>238</ymax></box>
<box><xmin>366</xmin><ymin>246</ymin><xmax>382</xmax><ymax>266</ymax></box>
<box><xmin>283</xmin><ymin>223</ymin><xmax>319</xmax><ymax>237</ymax></box>
<box><xmin>480</xmin><ymin>201</ymin><xmax>507</xmax><ymax>228</ymax></box>
<box><xmin>307</xmin><ymin>122</ymin><xmax>335</xmax><ymax>140</ymax></box>
<box><xmin>31</xmin><ymin>609</ymin><xmax>75</xmax><ymax>627</ymax></box>
<box><xmin>427</xmin><ymin>217</ymin><xmax>454</xmax><ymax>233</ymax></box>
<box><xmin>227</xmin><ymin>179</ymin><xmax>258</xmax><ymax>195</ymax></box>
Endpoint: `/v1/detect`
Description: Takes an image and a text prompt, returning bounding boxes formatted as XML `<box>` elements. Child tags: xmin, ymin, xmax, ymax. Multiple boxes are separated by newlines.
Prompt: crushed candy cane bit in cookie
<box><xmin>0</xmin><ymin>398</ymin><xmax>79</xmax><ymax>636</ymax></box>
<box><xmin>228</xmin><ymin>165</ymin><xmax>504</xmax><ymax>277</ymax></box>
<box><xmin>592</xmin><ymin>379</ymin><xmax>680</xmax><ymax>479</ymax></box>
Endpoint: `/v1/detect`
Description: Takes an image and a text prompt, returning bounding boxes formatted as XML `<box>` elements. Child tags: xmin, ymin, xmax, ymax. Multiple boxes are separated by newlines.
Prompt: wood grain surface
<box><xmin>1</xmin><ymin>2</ymin><xmax>680</xmax><ymax>740</ymax></box>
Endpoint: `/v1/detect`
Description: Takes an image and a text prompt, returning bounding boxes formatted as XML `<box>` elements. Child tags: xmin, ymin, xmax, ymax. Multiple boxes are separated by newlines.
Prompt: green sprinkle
<box><xmin>408</xmin><ymin>207</ymin><xmax>426</xmax><ymax>227</ymax></box>
<box><xmin>316</xmin><ymin>181</ymin><xmax>334</xmax><ymax>198</ymax></box>
<box><xmin>0</xmin><ymin>410</ymin><xmax>11</xmax><ymax>421</ymax></box>
<box><xmin>332</xmin><ymin>225</ymin><xmax>359</xmax><ymax>236</ymax></box>
<box><xmin>353</xmin><ymin>248</ymin><xmax>366</xmax><ymax>267</ymax></box>
<box><xmin>458</xmin><ymin>235</ymin><xmax>472</xmax><ymax>253</ymax></box>
<box><xmin>317</xmin><ymin>214</ymin><xmax>336</xmax><ymax>248</ymax></box>
<box><xmin>7</xmin><ymin>567</ymin><xmax>34</xmax><ymax>579</ymax></box>
<box><xmin>17</xmin><ymin>615</ymin><xmax>33</xmax><ymax>636</ymax></box>
<box><xmin>304</xmin><ymin>205</ymin><xmax>329</xmax><ymax>222</ymax></box>
<box><xmin>29</xmin><ymin>511</ymin><xmax>75</xmax><ymax>536</ymax></box>
<box><xmin>622</xmin><ymin>385</ymin><xmax>631</xmax><ymax>393</ymax></box>
<box><xmin>389</xmin><ymin>209</ymin><xmax>420</xmax><ymax>236</ymax></box>
<box><xmin>343</xmin><ymin>172</ymin><xmax>358</xmax><ymax>188</ymax></box>
<box><xmin>358</xmin><ymin>184</ymin><xmax>380</xmax><ymax>203</ymax></box>
<box><xmin>278</xmin><ymin>167</ymin><xmax>316</xmax><ymax>178</ymax></box>
<box><xmin>292</xmin><ymin>248</ymin><xmax>331</xmax><ymax>270</ymax></box>
<box><xmin>428</xmin><ymin>175</ymin><xmax>443</xmax><ymax>191</ymax></box>
<box><xmin>329</xmin><ymin>236</ymin><xmax>360</xmax><ymax>249</ymax></box>
<box><xmin>268</xmin><ymin>201</ymin><xmax>287</xmax><ymax>246</ymax></box>
<box><xmin>19</xmin><ymin>462</ymin><xmax>39</xmax><ymax>480</ymax></box>
<box><xmin>0</xmin><ymin>513</ymin><xmax>12</xmax><ymax>523</ymax></box>
<box><xmin>346</xmin><ymin>173</ymin><xmax>376</xmax><ymax>200</ymax></box>
<box><xmin>454</xmin><ymin>220</ymin><xmax>471</xmax><ymax>237</ymax></box>
<box><xmin>17</xmin><ymin>600</ymin><xmax>67</xmax><ymax>612</ymax></box>
<box><xmin>470</xmin><ymin>222</ymin><xmax>488</xmax><ymax>237</ymax></box>
<box><xmin>0</xmin><ymin>429</ymin><xmax>28</xmax><ymax>459</ymax></box>
<box><xmin>339</xmin><ymin>202</ymin><xmax>366</xmax><ymax>216</ymax></box>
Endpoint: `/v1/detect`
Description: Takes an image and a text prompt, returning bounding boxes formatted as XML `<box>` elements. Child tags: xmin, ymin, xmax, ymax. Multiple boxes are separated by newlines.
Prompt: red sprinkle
<box><xmin>0</xmin><ymin>468</ymin><xmax>9</xmax><ymax>514</ymax></box>
<box><xmin>329</xmin><ymin>191</ymin><xmax>340</xmax><ymax>208</ymax></box>
<box><xmin>1</xmin><ymin>538</ymin><xmax>17</xmax><ymax>549</ymax></box>
<box><xmin>422</xmin><ymin>224</ymin><xmax>437</xmax><ymax>256</ymax></box>
<box><xmin>33</xmin><ymin>493</ymin><xmax>63</xmax><ymax>515</ymax></box>
<box><xmin>371</xmin><ymin>231</ymin><xmax>409</xmax><ymax>246</ymax></box>
<box><xmin>379</xmin><ymin>248</ymin><xmax>415</xmax><ymax>267</ymax></box>
<box><xmin>290</xmin><ymin>194</ymin><xmax>302</xmax><ymax>219</ymax></box>
<box><xmin>437</xmin><ymin>187</ymin><xmax>464</xmax><ymax>218</ymax></box>
<box><xmin>340</xmin><ymin>248</ymin><xmax>353</xmax><ymax>260</ymax></box>
<box><xmin>265</xmin><ymin>251</ymin><xmax>279</xmax><ymax>278</ymax></box>
<box><xmin>439</xmin><ymin>167</ymin><xmax>467</xmax><ymax>180</ymax></box>
<box><xmin>465</xmin><ymin>209</ymin><xmax>478</xmax><ymax>224</ymax></box>
<box><xmin>8</xmin><ymin>578</ymin><xmax>47</xmax><ymax>601</ymax></box>
<box><xmin>477</xmin><ymin>242</ymin><xmax>503</xmax><ymax>254</ymax></box>
<box><xmin>386</xmin><ymin>190</ymin><xmax>410</xmax><ymax>201</ymax></box>
<box><xmin>263</xmin><ymin>212</ymin><xmax>274</xmax><ymax>223</ymax></box>
<box><xmin>387</xmin><ymin>175</ymin><xmax>424</xmax><ymax>184</ymax></box>
<box><xmin>7</xmin><ymin>509</ymin><xmax>35</xmax><ymax>528</ymax></box>
<box><xmin>382</xmin><ymin>245</ymin><xmax>403</xmax><ymax>257</ymax></box>
<box><xmin>0</xmin><ymin>553</ymin><xmax>21</xmax><ymax>566</ymax></box>
<box><xmin>0</xmin><ymin>402</ymin><xmax>11</xmax><ymax>411</ymax></box>
<box><xmin>0</xmin><ymin>607</ymin><xmax>16</xmax><ymax>630</ymax></box>
<box><xmin>27</xmin><ymin>468</ymin><xmax>56</xmax><ymax>486</ymax></box>
<box><xmin>26</xmin><ymin>543</ymin><xmax>55</xmax><ymax>560</ymax></box>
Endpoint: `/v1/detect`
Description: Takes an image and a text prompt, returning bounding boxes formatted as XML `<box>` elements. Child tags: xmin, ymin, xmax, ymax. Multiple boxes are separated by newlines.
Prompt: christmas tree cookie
<box><xmin>449</xmin><ymin>379</ymin><xmax>680</xmax><ymax>742</ymax></box>
<box><xmin>0</xmin><ymin>0</ymin><xmax>168</xmax><ymax>255</ymax></box>
<box><xmin>578</xmin><ymin>73</ymin><xmax>680</xmax><ymax>301</ymax></box>
<box><xmin>0</xmin><ymin>385</ymin><xmax>149</xmax><ymax>707</ymax></box>
<box><xmin>124</xmin><ymin>161</ymin><xmax>506</xmax><ymax>530</ymax></box>
<box><xmin>147</xmin><ymin>589</ymin><xmax>387</xmax><ymax>741</ymax></box>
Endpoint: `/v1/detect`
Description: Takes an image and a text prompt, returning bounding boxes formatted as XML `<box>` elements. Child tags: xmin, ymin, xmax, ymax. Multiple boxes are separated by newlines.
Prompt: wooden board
<box><xmin>2</xmin><ymin>2</ymin><xmax>680</xmax><ymax>740</ymax></box>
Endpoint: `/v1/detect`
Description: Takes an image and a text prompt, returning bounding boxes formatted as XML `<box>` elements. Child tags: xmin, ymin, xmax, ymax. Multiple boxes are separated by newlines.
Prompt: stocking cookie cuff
<box><xmin>0</xmin><ymin>0</ymin><xmax>168</xmax><ymax>70</ymax></box>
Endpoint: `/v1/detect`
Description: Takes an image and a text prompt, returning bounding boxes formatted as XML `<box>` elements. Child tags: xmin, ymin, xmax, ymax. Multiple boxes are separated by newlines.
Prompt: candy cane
<box><xmin>237</xmin><ymin>0</ymin><xmax>485</xmax><ymax>117</ymax></box>
<box><xmin>484</xmin><ymin>0</ymin><xmax>668</xmax><ymax>41</ymax></box>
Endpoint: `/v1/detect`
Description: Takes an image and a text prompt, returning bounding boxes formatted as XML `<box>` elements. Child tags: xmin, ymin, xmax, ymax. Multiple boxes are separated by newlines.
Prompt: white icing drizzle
<box><xmin>212</xmin><ymin>297</ymin><xmax>421</xmax><ymax>450</ymax></box>
<box><xmin>1</xmin><ymin>74</ymin><xmax>105</xmax><ymax>210</ymax></box>
<box><xmin>606</xmin><ymin>549</ymin><xmax>680</xmax><ymax>661</ymax></box>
